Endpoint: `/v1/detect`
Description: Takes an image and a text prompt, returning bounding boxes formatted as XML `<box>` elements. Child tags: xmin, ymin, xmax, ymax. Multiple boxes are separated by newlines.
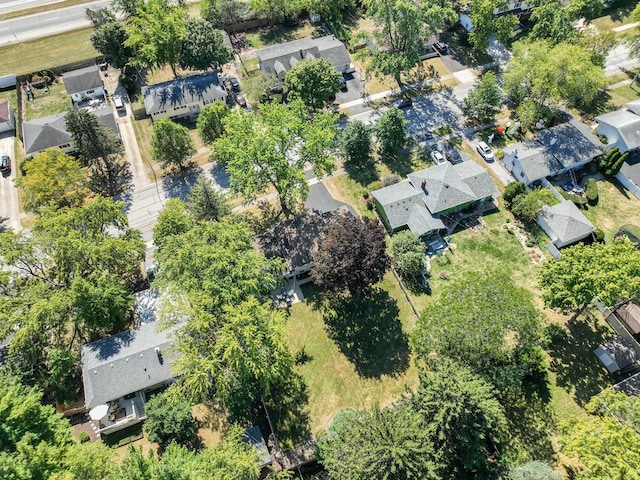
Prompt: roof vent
<box><xmin>550</xmin><ymin>137</ymin><xmax>557</xmax><ymax>146</ymax></box>
<box><xmin>154</xmin><ymin>347</ymin><xmax>161</xmax><ymax>354</ymax></box>
<box><xmin>140</xmin><ymin>354</ymin><xmax>143</xmax><ymax>358</ymax></box>
<box><xmin>421</xmin><ymin>180</ymin><xmax>426</xmax><ymax>189</ymax></box>
<box><xmin>126</xmin><ymin>358</ymin><xmax>129</xmax><ymax>363</ymax></box>
<box><xmin>94</xmin><ymin>370</ymin><xmax>97</xmax><ymax>374</ymax></box>
<box><xmin>110</xmin><ymin>363</ymin><xmax>113</xmax><ymax>368</ymax></box>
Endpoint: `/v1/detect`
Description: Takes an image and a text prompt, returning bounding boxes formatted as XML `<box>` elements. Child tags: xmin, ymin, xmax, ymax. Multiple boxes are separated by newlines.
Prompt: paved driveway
<box><xmin>306</xmin><ymin>181</ymin><xmax>356</xmax><ymax>216</ymax></box>
<box><xmin>0</xmin><ymin>132</ymin><xmax>20</xmax><ymax>231</ymax></box>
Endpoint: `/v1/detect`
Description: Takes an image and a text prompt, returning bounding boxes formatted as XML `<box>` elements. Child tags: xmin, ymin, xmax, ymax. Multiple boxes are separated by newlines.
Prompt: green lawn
<box><xmin>607</xmin><ymin>83</ymin><xmax>640</xmax><ymax>107</ymax></box>
<box><xmin>282</xmin><ymin>272</ymin><xmax>419</xmax><ymax>443</ymax></box>
<box><xmin>590</xmin><ymin>0</ymin><xmax>638</xmax><ymax>31</ymax></box>
<box><xmin>245</xmin><ymin>22</ymin><xmax>320</xmax><ymax>50</ymax></box>
<box><xmin>24</xmin><ymin>82</ymin><xmax>70</xmax><ymax>121</ymax></box>
<box><xmin>0</xmin><ymin>28</ymin><xmax>97</xmax><ymax>77</ymax></box>
<box><xmin>581</xmin><ymin>174</ymin><xmax>640</xmax><ymax>242</ymax></box>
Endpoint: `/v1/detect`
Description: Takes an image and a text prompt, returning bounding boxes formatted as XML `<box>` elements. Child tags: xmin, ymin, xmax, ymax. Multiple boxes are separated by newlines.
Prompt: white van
<box><xmin>113</xmin><ymin>95</ymin><xmax>125</xmax><ymax>112</ymax></box>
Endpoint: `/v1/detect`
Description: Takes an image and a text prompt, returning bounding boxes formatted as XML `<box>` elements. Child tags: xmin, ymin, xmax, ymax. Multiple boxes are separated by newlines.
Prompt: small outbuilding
<box><xmin>536</xmin><ymin>200</ymin><xmax>595</xmax><ymax>248</ymax></box>
<box><xmin>63</xmin><ymin>65</ymin><xmax>105</xmax><ymax>105</ymax></box>
<box><xmin>594</xmin><ymin>336</ymin><xmax>639</xmax><ymax>375</ymax></box>
<box><xmin>0</xmin><ymin>100</ymin><xmax>15</xmax><ymax>133</ymax></box>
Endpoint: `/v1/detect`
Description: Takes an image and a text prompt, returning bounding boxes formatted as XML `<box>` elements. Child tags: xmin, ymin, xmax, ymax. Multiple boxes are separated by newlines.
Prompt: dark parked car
<box><xmin>391</xmin><ymin>97</ymin><xmax>413</xmax><ymax>109</ymax></box>
<box><xmin>0</xmin><ymin>155</ymin><xmax>10</xmax><ymax>174</ymax></box>
<box><xmin>445</xmin><ymin>148</ymin><xmax>463</xmax><ymax>164</ymax></box>
<box><xmin>229</xmin><ymin>77</ymin><xmax>240</xmax><ymax>91</ymax></box>
<box><xmin>235</xmin><ymin>93</ymin><xmax>247</xmax><ymax>107</ymax></box>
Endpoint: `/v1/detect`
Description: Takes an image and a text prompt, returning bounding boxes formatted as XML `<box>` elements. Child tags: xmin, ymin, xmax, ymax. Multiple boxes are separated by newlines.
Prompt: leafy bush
<box><xmin>19</xmin><ymin>157</ymin><xmax>32</xmax><ymax>177</ymax></box>
<box><xmin>594</xmin><ymin>228</ymin><xmax>605</xmax><ymax>242</ymax></box>
<box><xmin>496</xmin><ymin>148</ymin><xmax>505</xmax><ymax>160</ymax></box>
<box><xmin>77</xmin><ymin>431</ymin><xmax>90</xmax><ymax>444</ymax></box>
<box><xmin>368</xmin><ymin>180</ymin><xmax>384</xmax><ymax>191</ymax></box>
<box><xmin>143</xmin><ymin>393</ymin><xmax>197</xmax><ymax>449</ymax></box>
<box><xmin>503</xmin><ymin>181</ymin><xmax>526</xmax><ymax>209</ymax></box>
<box><xmin>585</xmin><ymin>178</ymin><xmax>598</xmax><ymax>205</ymax></box>
<box><xmin>389</xmin><ymin>231</ymin><xmax>425</xmax><ymax>278</ymax></box>
<box><xmin>559</xmin><ymin>190</ymin><xmax>587</xmax><ymax>207</ymax></box>
<box><xmin>599</xmin><ymin>147</ymin><xmax>628</xmax><ymax>176</ymax></box>
<box><xmin>366</xmin><ymin>198</ymin><xmax>374</xmax><ymax>210</ymax></box>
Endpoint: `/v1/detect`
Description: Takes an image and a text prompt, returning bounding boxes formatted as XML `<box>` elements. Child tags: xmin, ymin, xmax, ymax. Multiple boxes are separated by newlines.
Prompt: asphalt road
<box><xmin>0</xmin><ymin>0</ymin><xmax>110</xmax><ymax>45</ymax></box>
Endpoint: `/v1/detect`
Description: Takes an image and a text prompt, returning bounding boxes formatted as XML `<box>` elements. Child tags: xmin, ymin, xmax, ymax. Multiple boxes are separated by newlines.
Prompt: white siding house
<box><xmin>63</xmin><ymin>66</ymin><xmax>105</xmax><ymax>105</ymax></box>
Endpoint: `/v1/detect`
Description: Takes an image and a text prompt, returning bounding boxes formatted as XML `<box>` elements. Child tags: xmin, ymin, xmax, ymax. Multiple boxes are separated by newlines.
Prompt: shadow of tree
<box><xmin>381</xmin><ymin>150</ymin><xmax>416</xmax><ymax>177</ymax></box>
<box><xmin>161</xmin><ymin>165</ymin><xmax>203</xmax><ymax>200</ymax></box>
<box><xmin>0</xmin><ymin>217</ymin><xmax>8</xmax><ymax>233</ymax></box>
<box><xmin>344</xmin><ymin>159</ymin><xmax>379</xmax><ymax>187</ymax></box>
<box><xmin>263</xmin><ymin>372</ymin><xmax>312</xmax><ymax>451</ymax></box>
<box><xmin>503</xmin><ymin>391</ymin><xmax>556</xmax><ymax>463</ymax></box>
<box><xmin>547</xmin><ymin>312</ymin><xmax>613</xmax><ymax>406</ymax></box>
<box><xmin>320</xmin><ymin>288</ymin><xmax>411</xmax><ymax>378</ymax></box>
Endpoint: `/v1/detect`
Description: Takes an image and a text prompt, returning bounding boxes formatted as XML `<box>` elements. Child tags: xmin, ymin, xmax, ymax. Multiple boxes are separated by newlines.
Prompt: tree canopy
<box><xmin>285</xmin><ymin>58</ymin><xmax>342</xmax><ymax>110</ymax></box>
<box><xmin>340</xmin><ymin>120</ymin><xmax>372</xmax><ymax>165</ymax></box>
<box><xmin>186</xmin><ymin>175</ymin><xmax>232</xmax><ymax>222</ymax></box>
<box><xmin>15</xmin><ymin>149</ymin><xmax>89</xmax><ymax>213</ymax></box>
<box><xmin>213</xmin><ymin>99</ymin><xmax>337</xmax><ymax>216</ymax></box>
<box><xmin>311</xmin><ymin>216</ymin><xmax>391</xmax><ymax>296</ymax></box>
<box><xmin>389</xmin><ymin>230</ymin><xmax>425</xmax><ymax>278</ymax></box>
<box><xmin>125</xmin><ymin>0</ymin><xmax>186</xmax><ymax>77</ymax></box>
<box><xmin>197</xmin><ymin>100</ymin><xmax>229</xmax><ymax>145</ymax></box>
<box><xmin>463</xmin><ymin>71</ymin><xmax>502</xmax><ymax>124</ymax></box>
<box><xmin>468</xmin><ymin>0</ymin><xmax>517</xmax><ymax>51</ymax></box>
<box><xmin>88</xmin><ymin>8</ymin><xmax>133</xmax><ymax>68</ymax></box>
<box><xmin>179</xmin><ymin>17</ymin><xmax>231</xmax><ymax>71</ymax></box>
<box><xmin>143</xmin><ymin>393</ymin><xmax>197</xmax><ymax>449</ymax></box>
<box><xmin>539</xmin><ymin>239</ymin><xmax>640</xmax><ymax>310</ymax></box>
<box><xmin>151</xmin><ymin>118</ymin><xmax>196</xmax><ymax>170</ymax></box>
<box><xmin>319</xmin><ymin>404</ymin><xmax>438</xmax><ymax>479</ymax></box>
<box><xmin>374</xmin><ymin>106</ymin><xmax>408</xmax><ymax>157</ymax></box>
<box><xmin>412</xmin><ymin>270</ymin><xmax>543</xmax><ymax>388</ymax></box>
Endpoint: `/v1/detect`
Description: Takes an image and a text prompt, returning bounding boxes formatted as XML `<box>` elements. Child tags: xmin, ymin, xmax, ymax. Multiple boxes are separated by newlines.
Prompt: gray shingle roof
<box><xmin>372</xmin><ymin>162</ymin><xmax>497</xmax><ymax>235</ymax></box>
<box><xmin>538</xmin><ymin>201</ymin><xmax>595</xmax><ymax>245</ymax></box>
<box><xmin>614</xmin><ymin>371</ymin><xmax>640</xmax><ymax>397</ymax></box>
<box><xmin>63</xmin><ymin>66</ymin><xmax>103</xmax><ymax>95</ymax></box>
<box><xmin>23</xmin><ymin>107</ymin><xmax>118</xmax><ymax>155</ymax></box>
<box><xmin>596</xmin><ymin>109</ymin><xmax>640</xmax><ymax>151</ymax></box>
<box><xmin>142</xmin><ymin>72</ymin><xmax>227</xmax><ymax>115</ymax></box>
<box><xmin>505</xmin><ymin>120</ymin><xmax>603</xmax><ymax>182</ymax></box>
<box><xmin>254</xmin><ymin>207</ymin><xmax>352</xmax><ymax>274</ymax></box>
<box><xmin>620</xmin><ymin>155</ymin><xmax>640</xmax><ymax>189</ymax></box>
<box><xmin>81</xmin><ymin>321</ymin><xmax>182</xmax><ymax>409</ymax></box>
<box><xmin>256</xmin><ymin>36</ymin><xmax>351</xmax><ymax>76</ymax></box>
<box><xmin>599</xmin><ymin>336</ymin><xmax>638</xmax><ymax>371</ymax></box>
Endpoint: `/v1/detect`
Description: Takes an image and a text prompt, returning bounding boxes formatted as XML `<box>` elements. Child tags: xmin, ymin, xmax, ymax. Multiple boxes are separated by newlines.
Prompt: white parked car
<box><xmin>476</xmin><ymin>141</ymin><xmax>495</xmax><ymax>162</ymax></box>
<box><xmin>430</xmin><ymin>150</ymin><xmax>446</xmax><ymax>165</ymax></box>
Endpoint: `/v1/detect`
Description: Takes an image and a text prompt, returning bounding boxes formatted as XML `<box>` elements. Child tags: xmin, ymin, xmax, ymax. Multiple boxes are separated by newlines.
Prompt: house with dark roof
<box><xmin>256</xmin><ymin>35</ymin><xmax>352</xmax><ymax>79</ymax></box>
<box><xmin>63</xmin><ymin>65</ymin><xmax>105</xmax><ymax>105</ymax></box>
<box><xmin>81</xmin><ymin>319</ymin><xmax>182</xmax><ymax>435</ymax></box>
<box><xmin>614</xmin><ymin>300</ymin><xmax>640</xmax><ymax>341</ymax></box>
<box><xmin>536</xmin><ymin>200</ymin><xmax>595</xmax><ymax>248</ymax></box>
<box><xmin>142</xmin><ymin>72</ymin><xmax>227</xmax><ymax>121</ymax></box>
<box><xmin>254</xmin><ymin>207</ymin><xmax>352</xmax><ymax>280</ymax></box>
<box><xmin>371</xmin><ymin>162</ymin><xmax>499</xmax><ymax>237</ymax></box>
<box><xmin>594</xmin><ymin>336</ymin><xmax>639</xmax><ymax>375</ymax></box>
<box><xmin>23</xmin><ymin>107</ymin><xmax>119</xmax><ymax>156</ymax></box>
<box><xmin>503</xmin><ymin>120</ymin><xmax>603</xmax><ymax>185</ymax></box>
<box><xmin>0</xmin><ymin>100</ymin><xmax>15</xmax><ymax>133</ymax></box>
<box><xmin>614</xmin><ymin>371</ymin><xmax>640</xmax><ymax>397</ymax></box>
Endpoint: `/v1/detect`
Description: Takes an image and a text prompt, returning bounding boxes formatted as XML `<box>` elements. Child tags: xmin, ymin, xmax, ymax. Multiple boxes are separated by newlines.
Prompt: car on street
<box><xmin>235</xmin><ymin>93</ymin><xmax>247</xmax><ymax>108</ymax></box>
<box><xmin>391</xmin><ymin>97</ymin><xmax>413</xmax><ymax>109</ymax></box>
<box><xmin>430</xmin><ymin>150</ymin><xmax>446</xmax><ymax>165</ymax></box>
<box><xmin>229</xmin><ymin>77</ymin><xmax>240</xmax><ymax>91</ymax></box>
<box><xmin>0</xmin><ymin>155</ymin><xmax>10</xmax><ymax>174</ymax></box>
<box><xmin>476</xmin><ymin>141</ymin><xmax>495</xmax><ymax>162</ymax></box>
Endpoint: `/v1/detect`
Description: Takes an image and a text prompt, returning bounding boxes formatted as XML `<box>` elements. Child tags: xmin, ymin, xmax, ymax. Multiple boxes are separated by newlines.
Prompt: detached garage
<box><xmin>594</xmin><ymin>336</ymin><xmax>639</xmax><ymax>375</ymax></box>
<box><xmin>0</xmin><ymin>100</ymin><xmax>15</xmax><ymax>133</ymax></box>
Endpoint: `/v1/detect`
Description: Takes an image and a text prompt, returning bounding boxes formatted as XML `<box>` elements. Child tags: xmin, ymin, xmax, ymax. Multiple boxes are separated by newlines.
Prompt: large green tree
<box><xmin>186</xmin><ymin>175</ymin><xmax>232</xmax><ymax>222</ymax></box>
<box><xmin>468</xmin><ymin>0</ymin><xmax>517</xmax><ymax>51</ymax></box>
<box><xmin>0</xmin><ymin>198</ymin><xmax>144</xmax><ymax>401</ymax></box>
<box><xmin>197</xmin><ymin>100</ymin><xmax>229</xmax><ymax>145</ymax></box>
<box><xmin>504</xmin><ymin>41</ymin><xmax>607</xmax><ymax>111</ymax></box>
<box><xmin>15</xmin><ymin>148</ymin><xmax>89</xmax><ymax>213</ymax></box>
<box><xmin>154</xmin><ymin>218</ymin><xmax>290</xmax><ymax>409</ymax></box>
<box><xmin>389</xmin><ymin>230</ymin><xmax>425</xmax><ymax>278</ymax></box>
<box><xmin>539</xmin><ymin>239</ymin><xmax>640</xmax><ymax>310</ymax></box>
<box><xmin>374</xmin><ymin>106</ymin><xmax>408</xmax><ymax>157</ymax></box>
<box><xmin>201</xmin><ymin>0</ymin><xmax>250</xmax><ymax>27</ymax></box>
<box><xmin>178</xmin><ymin>17</ymin><xmax>231</xmax><ymax>71</ymax></box>
<box><xmin>153</xmin><ymin>198</ymin><xmax>194</xmax><ymax>250</ymax></box>
<box><xmin>365</xmin><ymin>0</ymin><xmax>456</xmax><ymax>87</ymax></box>
<box><xmin>285</xmin><ymin>58</ymin><xmax>342</xmax><ymax>110</ymax></box>
<box><xmin>410</xmin><ymin>359</ymin><xmax>507</xmax><ymax>479</ymax></box>
<box><xmin>125</xmin><ymin>0</ymin><xmax>186</xmax><ymax>78</ymax></box>
<box><xmin>87</xmin><ymin>8</ymin><xmax>133</xmax><ymax>69</ymax></box>
<box><xmin>298</xmin><ymin>0</ymin><xmax>356</xmax><ymax>21</ymax></box>
<box><xmin>319</xmin><ymin>404</ymin><xmax>439</xmax><ymax>479</ymax></box>
<box><xmin>463</xmin><ymin>71</ymin><xmax>502</xmax><ymax>124</ymax></box>
<box><xmin>150</xmin><ymin>118</ymin><xmax>196</xmax><ymax>170</ymax></box>
<box><xmin>311</xmin><ymin>216</ymin><xmax>391</xmax><ymax>297</ymax></box>
<box><xmin>65</xmin><ymin>107</ymin><xmax>127</xmax><ymax>196</ymax></box>
<box><xmin>249</xmin><ymin>0</ymin><xmax>297</xmax><ymax>24</ymax></box>
<box><xmin>340</xmin><ymin>120</ymin><xmax>372</xmax><ymax>165</ymax></box>
<box><xmin>412</xmin><ymin>270</ymin><xmax>543</xmax><ymax>389</ymax></box>
<box><xmin>559</xmin><ymin>391</ymin><xmax>640</xmax><ymax>479</ymax></box>
<box><xmin>213</xmin><ymin>99</ymin><xmax>337</xmax><ymax>216</ymax></box>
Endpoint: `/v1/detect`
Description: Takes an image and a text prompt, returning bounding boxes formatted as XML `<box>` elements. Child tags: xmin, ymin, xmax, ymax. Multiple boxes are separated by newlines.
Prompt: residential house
<box><xmin>460</xmin><ymin>0</ymin><xmax>534</xmax><ymax>32</ymax></box>
<box><xmin>595</xmin><ymin>102</ymin><xmax>640</xmax><ymax>200</ymax></box>
<box><xmin>81</xmin><ymin>318</ymin><xmax>182</xmax><ymax>436</ymax></box>
<box><xmin>254</xmin><ymin>207</ymin><xmax>352</xmax><ymax>280</ymax></box>
<box><xmin>371</xmin><ymin>161</ymin><xmax>499</xmax><ymax>238</ymax></box>
<box><xmin>614</xmin><ymin>371</ymin><xmax>640</xmax><ymax>397</ymax></box>
<box><xmin>63</xmin><ymin>65</ymin><xmax>105</xmax><ymax>105</ymax></box>
<box><xmin>0</xmin><ymin>100</ymin><xmax>15</xmax><ymax>133</ymax></box>
<box><xmin>536</xmin><ymin>200</ymin><xmax>595</xmax><ymax>248</ymax></box>
<box><xmin>614</xmin><ymin>300</ymin><xmax>640</xmax><ymax>341</ymax></box>
<box><xmin>594</xmin><ymin>336</ymin><xmax>639</xmax><ymax>375</ymax></box>
<box><xmin>256</xmin><ymin>35</ymin><xmax>353</xmax><ymax>79</ymax></box>
<box><xmin>142</xmin><ymin>72</ymin><xmax>227</xmax><ymax>121</ymax></box>
<box><xmin>23</xmin><ymin>107</ymin><xmax>119</xmax><ymax>156</ymax></box>
<box><xmin>503</xmin><ymin>120</ymin><xmax>603</xmax><ymax>185</ymax></box>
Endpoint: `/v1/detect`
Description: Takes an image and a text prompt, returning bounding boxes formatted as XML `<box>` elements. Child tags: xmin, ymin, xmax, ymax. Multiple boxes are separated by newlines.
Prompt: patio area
<box><xmin>96</xmin><ymin>393</ymin><xmax>147</xmax><ymax>435</ymax></box>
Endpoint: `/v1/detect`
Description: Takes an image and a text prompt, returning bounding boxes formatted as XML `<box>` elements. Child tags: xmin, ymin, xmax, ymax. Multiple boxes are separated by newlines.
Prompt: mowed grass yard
<box><xmin>24</xmin><ymin>82</ymin><xmax>71</xmax><ymax>121</ymax></box>
<box><xmin>581</xmin><ymin>174</ymin><xmax>640</xmax><ymax>242</ymax></box>
<box><xmin>284</xmin><ymin>272</ymin><xmax>419</xmax><ymax>437</ymax></box>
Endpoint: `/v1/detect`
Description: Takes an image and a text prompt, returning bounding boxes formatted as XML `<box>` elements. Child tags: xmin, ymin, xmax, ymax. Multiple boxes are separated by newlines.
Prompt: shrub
<box><xmin>19</xmin><ymin>157</ymin><xmax>32</xmax><ymax>177</ymax></box>
<box><xmin>366</xmin><ymin>198</ymin><xmax>374</xmax><ymax>210</ymax></box>
<box><xmin>585</xmin><ymin>178</ymin><xmax>598</xmax><ymax>205</ymax></box>
<box><xmin>503</xmin><ymin>181</ymin><xmax>526</xmax><ymax>209</ymax></box>
<box><xmin>143</xmin><ymin>393</ymin><xmax>197</xmax><ymax>449</ymax></box>
<box><xmin>368</xmin><ymin>180</ymin><xmax>384</xmax><ymax>191</ymax></box>
<box><xmin>496</xmin><ymin>148</ymin><xmax>505</xmax><ymax>160</ymax></box>
<box><xmin>594</xmin><ymin>228</ymin><xmax>605</xmax><ymax>242</ymax></box>
<box><xmin>77</xmin><ymin>431</ymin><xmax>90</xmax><ymax>444</ymax></box>
<box><xmin>559</xmin><ymin>190</ymin><xmax>587</xmax><ymax>207</ymax></box>
<box><xmin>389</xmin><ymin>231</ymin><xmax>425</xmax><ymax>278</ymax></box>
